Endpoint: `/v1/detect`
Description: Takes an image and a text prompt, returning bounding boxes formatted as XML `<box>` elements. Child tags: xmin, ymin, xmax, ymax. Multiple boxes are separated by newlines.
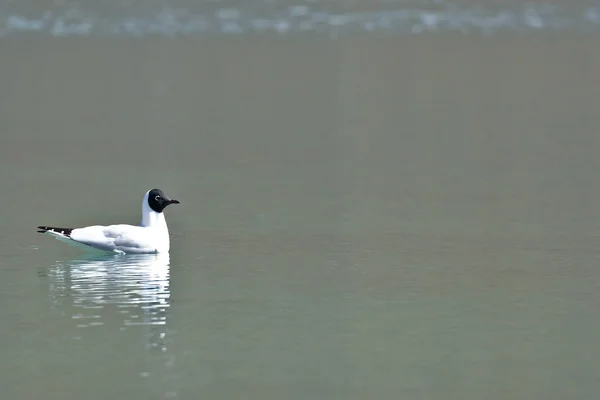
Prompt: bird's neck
<box><xmin>141</xmin><ymin>209</ymin><xmax>168</xmax><ymax>231</ymax></box>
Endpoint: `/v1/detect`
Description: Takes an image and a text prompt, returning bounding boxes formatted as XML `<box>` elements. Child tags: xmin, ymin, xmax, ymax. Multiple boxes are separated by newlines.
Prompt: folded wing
<box><xmin>70</xmin><ymin>225</ymin><xmax>156</xmax><ymax>253</ymax></box>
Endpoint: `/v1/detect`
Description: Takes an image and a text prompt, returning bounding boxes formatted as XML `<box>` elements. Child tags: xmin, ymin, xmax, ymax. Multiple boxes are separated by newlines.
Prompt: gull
<box><xmin>37</xmin><ymin>189</ymin><xmax>180</xmax><ymax>254</ymax></box>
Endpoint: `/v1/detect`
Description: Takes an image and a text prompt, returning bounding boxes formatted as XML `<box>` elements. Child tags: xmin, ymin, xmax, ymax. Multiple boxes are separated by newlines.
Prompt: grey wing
<box><xmin>70</xmin><ymin>225</ymin><xmax>154</xmax><ymax>253</ymax></box>
<box><xmin>106</xmin><ymin>225</ymin><xmax>156</xmax><ymax>253</ymax></box>
<box><xmin>69</xmin><ymin>225</ymin><xmax>118</xmax><ymax>251</ymax></box>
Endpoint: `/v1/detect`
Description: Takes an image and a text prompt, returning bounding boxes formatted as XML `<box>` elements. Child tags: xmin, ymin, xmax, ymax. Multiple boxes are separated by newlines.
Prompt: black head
<box><xmin>147</xmin><ymin>189</ymin><xmax>180</xmax><ymax>213</ymax></box>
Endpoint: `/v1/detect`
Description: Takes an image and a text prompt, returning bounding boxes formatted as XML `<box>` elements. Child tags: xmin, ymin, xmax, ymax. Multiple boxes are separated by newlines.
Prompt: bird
<box><xmin>37</xmin><ymin>188</ymin><xmax>180</xmax><ymax>254</ymax></box>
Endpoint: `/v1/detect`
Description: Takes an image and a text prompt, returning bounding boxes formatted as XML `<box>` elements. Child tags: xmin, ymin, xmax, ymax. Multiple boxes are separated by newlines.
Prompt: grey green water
<box><xmin>2</xmin><ymin>35</ymin><xmax>600</xmax><ymax>399</ymax></box>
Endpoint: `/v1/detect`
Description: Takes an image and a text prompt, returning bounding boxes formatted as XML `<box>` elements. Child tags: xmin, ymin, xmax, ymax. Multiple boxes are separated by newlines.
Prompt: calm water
<box><xmin>2</xmin><ymin>33</ymin><xmax>600</xmax><ymax>399</ymax></box>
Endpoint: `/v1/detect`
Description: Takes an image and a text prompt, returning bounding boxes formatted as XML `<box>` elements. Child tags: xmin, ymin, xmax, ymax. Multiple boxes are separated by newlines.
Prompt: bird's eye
<box><xmin>155</xmin><ymin>195</ymin><xmax>161</xmax><ymax>201</ymax></box>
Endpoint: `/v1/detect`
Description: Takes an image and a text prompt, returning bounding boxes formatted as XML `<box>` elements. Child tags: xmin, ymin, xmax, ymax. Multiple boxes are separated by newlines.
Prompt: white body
<box><xmin>45</xmin><ymin>191</ymin><xmax>172</xmax><ymax>254</ymax></box>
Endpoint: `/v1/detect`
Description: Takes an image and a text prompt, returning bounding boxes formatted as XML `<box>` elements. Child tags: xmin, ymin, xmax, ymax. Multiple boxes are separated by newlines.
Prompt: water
<box><xmin>2</xmin><ymin>11</ymin><xmax>600</xmax><ymax>400</ymax></box>
<box><xmin>1</xmin><ymin>0</ymin><xmax>600</xmax><ymax>37</ymax></box>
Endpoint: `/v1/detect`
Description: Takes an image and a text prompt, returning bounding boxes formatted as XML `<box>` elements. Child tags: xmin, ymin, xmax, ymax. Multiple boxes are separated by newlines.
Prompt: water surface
<box><xmin>2</xmin><ymin>33</ymin><xmax>600</xmax><ymax>399</ymax></box>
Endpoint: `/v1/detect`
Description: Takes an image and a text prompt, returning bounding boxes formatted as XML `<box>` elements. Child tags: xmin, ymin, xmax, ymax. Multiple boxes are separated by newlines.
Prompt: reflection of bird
<box><xmin>37</xmin><ymin>189</ymin><xmax>180</xmax><ymax>254</ymax></box>
<box><xmin>47</xmin><ymin>253</ymin><xmax>171</xmax><ymax>332</ymax></box>
<box><xmin>47</xmin><ymin>252</ymin><xmax>175</xmax><ymax>387</ymax></box>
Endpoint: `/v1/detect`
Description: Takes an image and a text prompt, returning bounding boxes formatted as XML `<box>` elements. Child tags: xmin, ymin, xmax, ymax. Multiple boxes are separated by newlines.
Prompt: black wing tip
<box><xmin>37</xmin><ymin>226</ymin><xmax>74</xmax><ymax>237</ymax></box>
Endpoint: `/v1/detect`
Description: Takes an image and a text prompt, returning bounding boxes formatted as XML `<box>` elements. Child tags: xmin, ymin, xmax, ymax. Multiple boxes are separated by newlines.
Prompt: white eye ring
<box><xmin>155</xmin><ymin>195</ymin><xmax>161</xmax><ymax>201</ymax></box>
